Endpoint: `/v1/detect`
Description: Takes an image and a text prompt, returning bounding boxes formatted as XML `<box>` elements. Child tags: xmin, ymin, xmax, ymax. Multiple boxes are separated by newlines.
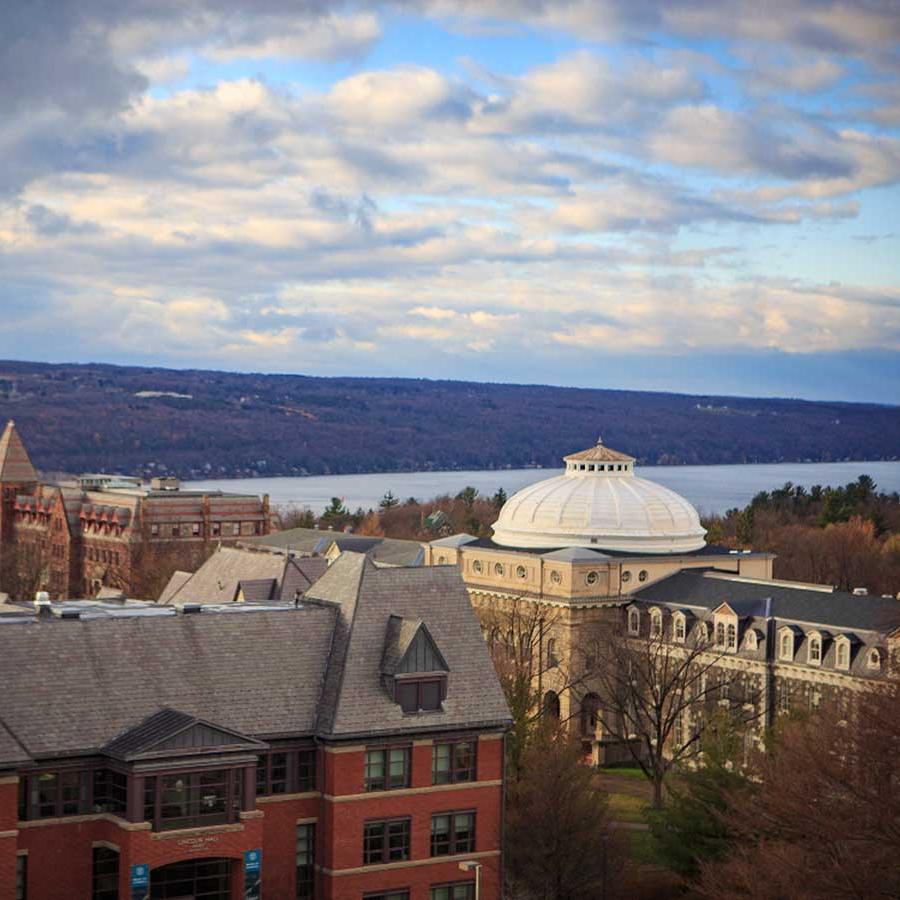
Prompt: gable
<box><xmin>397</xmin><ymin>624</ymin><xmax>448</xmax><ymax>674</ymax></box>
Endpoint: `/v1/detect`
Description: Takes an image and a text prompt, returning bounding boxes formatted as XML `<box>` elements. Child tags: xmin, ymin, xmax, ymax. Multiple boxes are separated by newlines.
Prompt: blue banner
<box><xmin>130</xmin><ymin>863</ymin><xmax>149</xmax><ymax>900</ymax></box>
<box><xmin>244</xmin><ymin>849</ymin><xmax>262</xmax><ymax>899</ymax></box>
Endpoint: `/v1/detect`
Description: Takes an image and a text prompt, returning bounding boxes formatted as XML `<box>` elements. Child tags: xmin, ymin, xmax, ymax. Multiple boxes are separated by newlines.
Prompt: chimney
<box><xmin>34</xmin><ymin>591</ymin><xmax>52</xmax><ymax>620</ymax></box>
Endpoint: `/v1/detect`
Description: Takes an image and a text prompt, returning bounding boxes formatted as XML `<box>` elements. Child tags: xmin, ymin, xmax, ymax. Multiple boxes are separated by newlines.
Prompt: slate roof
<box><xmin>306</xmin><ymin>553</ymin><xmax>511</xmax><ymax>740</ymax></box>
<box><xmin>634</xmin><ymin>570</ymin><xmax>900</xmax><ymax>633</ymax></box>
<box><xmin>0</xmin><ymin>420</ymin><xmax>38</xmax><ymax>483</ymax></box>
<box><xmin>0</xmin><ymin>606</ymin><xmax>337</xmax><ymax>766</ymax></box>
<box><xmin>246</xmin><ymin>528</ymin><xmax>425</xmax><ymax>567</ymax></box>
<box><xmin>159</xmin><ymin>547</ymin><xmax>326</xmax><ymax>605</ymax></box>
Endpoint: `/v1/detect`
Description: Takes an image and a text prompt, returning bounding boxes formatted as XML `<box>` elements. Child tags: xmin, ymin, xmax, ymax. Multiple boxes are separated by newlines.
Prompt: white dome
<box><xmin>492</xmin><ymin>441</ymin><xmax>706</xmax><ymax>554</ymax></box>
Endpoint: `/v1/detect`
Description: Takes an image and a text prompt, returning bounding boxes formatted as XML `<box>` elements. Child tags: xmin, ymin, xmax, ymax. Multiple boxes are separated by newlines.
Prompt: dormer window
<box><xmin>627</xmin><ymin>608</ymin><xmax>640</xmax><ymax>636</ymax></box>
<box><xmin>868</xmin><ymin>648</ymin><xmax>881</xmax><ymax>671</ymax></box>
<box><xmin>727</xmin><ymin>623</ymin><xmax>737</xmax><ymax>651</ymax></box>
<box><xmin>779</xmin><ymin>630</ymin><xmax>794</xmax><ymax>662</ymax></box>
<box><xmin>382</xmin><ymin>617</ymin><xmax>449</xmax><ymax>714</ymax></box>
<box><xmin>650</xmin><ymin>609</ymin><xmax>662</xmax><ymax>638</ymax></box>
<box><xmin>673</xmin><ymin>615</ymin><xmax>686</xmax><ymax>643</ymax></box>
<box><xmin>836</xmin><ymin>639</ymin><xmax>850</xmax><ymax>670</ymax></box>
<box><xmin>808</xmin><ymin>634</ymin><xmax>822</xmax><ymax>665</ymax></box>
<box><xmin>716</xmin><ymin>622</ymin><xmax>725</xmax><ymax>647</ymax></box>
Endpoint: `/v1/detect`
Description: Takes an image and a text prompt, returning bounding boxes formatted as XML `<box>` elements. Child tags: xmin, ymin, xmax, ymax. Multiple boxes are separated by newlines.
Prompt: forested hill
<box><xmin>1</xmin><ymin>360</ymin><xmax>898</xmax><ymax>479</ymax></box>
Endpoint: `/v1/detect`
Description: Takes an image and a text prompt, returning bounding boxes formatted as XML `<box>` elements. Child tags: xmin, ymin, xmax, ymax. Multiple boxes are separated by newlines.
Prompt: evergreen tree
<box><xmin>379</xmin><ymin>490</ymin><xmax>399</xmax><ymax>511</ymax></box>
<box><xmin>492</xmin><ymin>487</ymin><xmax>508</xmax><ymax>510</ymax></box>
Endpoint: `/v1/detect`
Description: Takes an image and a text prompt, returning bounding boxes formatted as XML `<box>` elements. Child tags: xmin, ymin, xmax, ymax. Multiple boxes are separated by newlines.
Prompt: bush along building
<box><xmin>0</xmin><ymin>554</ymin><xmax>511</xmax><ymax>900</ymax></box>
<box><xmin>0</xmin><ymin>420</ymin><xmax>270</xmax><ymax>599</ymax></box>
<box><xmin>425</xmin><ymin>438</ymin><xmax>899</xmax><ymax>764</ymax></box>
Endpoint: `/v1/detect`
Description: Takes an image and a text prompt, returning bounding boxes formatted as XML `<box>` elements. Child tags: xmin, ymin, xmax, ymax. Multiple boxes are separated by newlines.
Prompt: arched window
<box><xmin>716</xmin><ymin>622</ymin><xmax>726</xmax><ymax>647</ymax></box>
<box><xmin>473</xmin><ymin>560</ymin><xmax>483</xmax><ymax>574</ymax></box>
<box><xmin>780</xmin><ymin>631</ymin><xmax>793</xmax><ymax>661</ymax></box>
<box><xmin>543</xmin><ymin>691</ymin><xmax>560</xmax><ymax>720</ymax></box>
<box><xmin>726</xmin><ymin>623</ymin><xmax>737</xmax><ymax>650</ymax></box>
<box><xmin>837</xmin><ymin>641</ymin><xmax>849</xmax><ymax>670</ymax></box>
<box><xmin>627</xmin><ymin>608</ymin><xmax>640</xmax><ymax>635</ymax></box>
<box><xmin>868</xmin><ymin>649</ymin><xmax>881</xmax><ymax>670</ymax></box>
<box><xmin>546</xmin><ymin>638</ymin><xmax>558</xmax><ymax>667</ymax></box>
<box><xmin>621</xmin><ymin>570</ymin><xmax>632</xmax><ymax>584</ymax></box>
<box><xmin>494</xmin><ymin>562</ymin><xmax>505</xmax><ymax>576</ymax></box>
<box><xmin>809</xmin><ymin>636</ymin><xmax>821</xmax><ymax>663</ymax></box>
<box><xmin>638</xmin><ymin>570</ymin><xmax>648</xmax><ymax>582</ymax></box>
<box><xmin>650</xmin><ymin>610</ymin><xmax>662</xmax><ymax>638</ymax></box>
<box><xmin>581</xmin><ymin>693</ymin><xmax>601</xmax><ymax>737</ymax></box>
<box><xmin>516</xmin><ymin>565</ymin><xmax>527</xmax><ymax>579</ymax></box>
<box><xmin>674</xmin><ymin>616</ymin><xmax>686</xmax><ymax>642</ymax></box>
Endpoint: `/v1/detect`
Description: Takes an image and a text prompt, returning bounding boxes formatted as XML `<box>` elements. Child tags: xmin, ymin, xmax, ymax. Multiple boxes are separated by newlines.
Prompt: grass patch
<box><xmin>600</xmin><ymin>766</ymin><xmax>646</xmax><ymax>780</ymax></box>
<box><xmin>628</xmin><ymin>829</ymin><xmax>664</xmax><ymax>866</ymax></box>
<box><xmin>605</xmin><ymin>792</ymin><xmax>650</xmax><ymax>823</ymax></box>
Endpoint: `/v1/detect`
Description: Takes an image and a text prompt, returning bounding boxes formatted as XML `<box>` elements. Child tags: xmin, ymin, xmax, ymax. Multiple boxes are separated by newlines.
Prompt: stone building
<box><xmin>425</xmin><ymin>438</ymin><xmax>898</xmax><ymax>762</ymax></box>
<box><xmin>0</xmin><ymin>553</ymin><xmax>510</xmax><ymax>900</ymax></box>
<box><xmin>0</xmin><ymin>420</ymin><xmax>271</xmax><ymax>599</ymax></box>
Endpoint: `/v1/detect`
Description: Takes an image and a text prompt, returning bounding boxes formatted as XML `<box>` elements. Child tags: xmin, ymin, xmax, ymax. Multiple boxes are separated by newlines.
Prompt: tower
<box><xmin>0</xmin><ymin>420</ymin><xmax>39</xmax><ymax>576</ymax></box>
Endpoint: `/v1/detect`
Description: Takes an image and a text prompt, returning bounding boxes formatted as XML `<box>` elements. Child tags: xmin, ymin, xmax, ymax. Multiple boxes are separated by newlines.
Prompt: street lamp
<box><xmin>458</xmin><ymin>860</ymin><xmax>482</xmax><ymax>900</ymax></box>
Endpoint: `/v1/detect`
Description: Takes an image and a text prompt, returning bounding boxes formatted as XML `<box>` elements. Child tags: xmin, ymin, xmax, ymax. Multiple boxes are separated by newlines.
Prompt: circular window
<box><xmin>494</xmin><ymin>562</ymin><xmax>505</xmax><ymax>576</ymax></box>
<box><xmin>586</xmin><ymin>571</ymin><xmax>599</xmax><ymax>586</ymax></box>
<box><xmin>473</xmin><ymin>560</ymin><xmax>483</xmax><ymax>574</ymax></box>
<box><xmin>516</xmin><ymin>565</ymin><xmax>527</xmax><ymax>579</ymax></box>
<box><xmin>437</xmin><ymin>555</ymin><xmax>446</xmax><ymax>564</ymax></box>
<box><xmin>550</xmin><ymin>570</ymin><xmax>562</xmax><ymax>585</ymax></box>
<box><xmin>638</xmin><ymin>570</ymin><xmax>648</xmax><ymax>582</ymax></box>
<box><xmin>621</xmin><ymin>570</ymin><xmax>632</xmax><ymax>583</ymax></box>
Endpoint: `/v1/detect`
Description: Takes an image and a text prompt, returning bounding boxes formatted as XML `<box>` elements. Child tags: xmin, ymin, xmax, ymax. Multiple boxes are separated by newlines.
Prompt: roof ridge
<box><xmin>0</xmin><ymin>420</ymin><xmax>38</xmax><ymax>484</ymax></box>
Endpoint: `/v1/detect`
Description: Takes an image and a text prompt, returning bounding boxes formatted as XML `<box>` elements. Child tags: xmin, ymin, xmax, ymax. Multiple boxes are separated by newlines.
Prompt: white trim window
<box><xmin>808</xmin><ymin>633</ymin><xmax>822</xmax><ymax>665</ymax></box>
<box><xmin>627</xmin><ymin>608</ymin><xmax>640</xmax><ymax>636</ymax></box>
<box><xmin>836</xmin><ymin>638</ymin><xmax>850</xmax><ymax>671</ymax></box>
<box><xmin>779</xmin><ymin>629</ymin><xmax>794</xmax><ymax>662</ymax></box>
<box><xmin>650</xmin><ymin>609</ymin><xmax>663</xmax><ymax>638</ymax></box>
<box><xmin>868</xmin><ymin>648</ymin><xmax>882</xmax><ymax>671</ymax></box>
<box><xmin>673</xmin><ymin>614</ymin><xmax>686</xmax><ymax>643</ymax></box>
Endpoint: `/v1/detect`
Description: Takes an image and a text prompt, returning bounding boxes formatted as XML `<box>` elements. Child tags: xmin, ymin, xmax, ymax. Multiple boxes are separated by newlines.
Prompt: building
<box><xmin>425</xmin><ymin>437</ymin><xmax>897</xmax><ymax>761</ymax></box>
<box><xmin>245</xmin><ymin>527</ymin><xmax>426</xmax><ymax>568</ymax></box>
<box><xmin>0</xmin><ymin>553</ymin><xmax>511</xmax><ymax>900</ymax></box>
<box><xmin>0</xmin><ymin>420</ymin><xmax>271</xmax><ymax>599</ymax></box>
<box><xmin>158</xmin><ymin>545</ymin><xmax>328</xmax><ymax>604</ymax></box>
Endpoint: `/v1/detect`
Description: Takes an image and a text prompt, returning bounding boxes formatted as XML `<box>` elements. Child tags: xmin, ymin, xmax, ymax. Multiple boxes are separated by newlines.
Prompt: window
<box><xmin>232</xmin><ymin>523</ymin><xmax>241</xmax><ymax>536</ymax></box>
<box><xmin>92</xmin><ymin>769</ymin><xmax>127</xmax><ymax>814</ymax></box>
<box><xmin>516</xmin><ymin>565</ymin><xmax>526</xmax><ymax>579</ymax></box>
<box><xmin>363</xmin><ymin>818</ymin><xmax>411</xmax><ymax>864</ymax></box>
<box><xmin>296</xmin><ymin>749</ymin><xmax>317</xmax><ymax>791</ymax></box>
<box><xmin>837</xmin><ymin>640</ymin><xmax>850</xmax><ymax>670</ymax></box>
<box><xmin>727</xmin><ymin>623</ymin><xmax>737</xmax><ymax>650</ymax></box>
<box><xmin>494</xmin><ymin>562</ymin><xmax>504</xmax><ymax>576</ymax></box>
<box><xmin>638</xmin><ymin>569</ymin><xmax>648</xmax><ymax>582</ymax></box>
<box><xmin>868</xmin><ymin>649</ymin><xmax>881</xmax><ymax>670</ymax></box>
<box><xmin>211</xmin><ymin>522</ymin><xmax>221</xmax><ymax>537</ymax></box>
<box><xmin>580</xmin><ymin>694</ymin><xmax>601</xmax><ymax>737</ymax></box>
<box><xmin>472</xmin><ymin>560</ymin><xmax>483</xmax><ymax>574</ymax></box>
<box><xmin>92</xmin><ymin>847</ymin><xmax>119</xmax><ymax>900</ymax></box>
<box><xmin>674</xmin><ymin>616</ymin><xmax>686</xmax><ymax>643</ymax></box>
<box><xmin>550</xmin><ymin>569</ymin><xmax>561</xmax><ymax>584</ymax></box>
<box><xmin>16</xmin><ymin>855</ymin><xmax>26</xmax><ymax>900</ymax></box>
<box><xmin>715</xmin><ymin>622</ymin><xmax>725</xmax><ymax>647</ymax></box>
<box><xmin>256</xmin><ymin>749</ymin><xmax>317</xmax><ymax>796</ymax></box>
<box><xmin>809</xmin><ymin>636</ymin><xmax>821</xmax><ymax>664</ymax></box>
<box><xmin>586</xmin><ymin>571</ymin><xmax>599</xmax><ymax>586</ymax></box>
<box><xmin>780</xmin><ymin>631</ymin><xmax>793</xmax><ymax>661</ymax></box>
<box><xmin>192</xmin><ymin>522</ymin><xmax>201</xmax><ymax>536</ymax></box>
<box><xmin>365</xmin><ymin>893</ymin><xmax>409</xmax><ymax>900</ymax></box>
<box><xmin>437</xmin><ymin>555</ymin><xmax>447</xmax><ymax>564</ymax></box>
<box><xmin>546</xmin><ymin>638</ymin><xmax>558</xmax><ymax>667</ymax></box>
<box><xmin>296</xmin><ymin>823</ymin><xmax>315</xmax><ymax>900</ymax></box>
<box><xmin>431</xmin><ymin>883</ymin><xmax>476</xmax><ymax>900</ymax></box>
<box><xmin>621</xmin><ymin>570</ymin><xmax>632</xmax><ymax>583</ymax></box>
<box><xmin>396</xmin><ymin>679</ymin><xmax>442</xmax><ymax>713</ymax></box>
<box><xmin>745</xmin><ymin>630</ymin><xmax>757</xmax><ymax>650</ymax></box>
<box><xmin>150</xmin><ymin>523</ymin><xmax>159</xmax><ymax>537</ymax></box>
<box><xmin>431</xmin><ymin>811</ymin><xmax>476</xmax><ymax>856</ymax></box>
<box><xmin>171</xmin><ymin>525</ymin><xmax>180</xmax><ymax>538</ymax></box>
<box><xmin>433</xmin><ymin>741</ymin><xmax>476</xmax><ymax>785</ymax></box>
<box><xmin>543</xmin><ymin>690</ymin><xmax>561</xmax><ymax>719</ymax></box>
<box><xmin>627</xmin><ymin>608</ymin><xmax>639</xmax><ymax>635</ymax></box>
<box><xmin>650</xmin><ymin>611</ymin><xmax>662</xmax><ymax>638</ymax></box>
<box><xmin>365</xmin><ymin>747</ymin><xmax>411</xmax><ymax>791</ymax></box>
<box><xmin>145</xmin><ymin>769</ymin><xmax>237</xmax><ymax>831</ymax></box>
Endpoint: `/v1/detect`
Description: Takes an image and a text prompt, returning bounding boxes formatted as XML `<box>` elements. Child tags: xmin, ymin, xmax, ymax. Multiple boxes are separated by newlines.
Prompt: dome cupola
<box><xmin>491</xmin><ymin>438</ymin><xmax>706</xmax><ymax>554</ymax></box>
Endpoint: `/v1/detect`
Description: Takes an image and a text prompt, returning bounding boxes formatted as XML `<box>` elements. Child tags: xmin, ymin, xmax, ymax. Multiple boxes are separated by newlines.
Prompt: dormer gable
<box><xmin>103</xmin><ymin>708</ymin><xmax>267</xmax><ymax>761</ymax></box>
<box><xmin>381</xmin><ymin>616</ymin><xmax>449</xmax><ymax>713</ymax></box>
<box><xmin>777</xmin><ymin>624</ymin><xmax>803</xmax><ymax>662</ymax></box>
<box><xmin>712</xmin><ymin>602</ymin><xmax>740</xmax><ymax>652</ymax></box>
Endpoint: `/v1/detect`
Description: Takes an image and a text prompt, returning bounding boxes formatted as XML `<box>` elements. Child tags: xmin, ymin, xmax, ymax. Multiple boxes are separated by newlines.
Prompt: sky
<box><xmin>1</xmin><ymin>1</ymin><xmax>899</xmax><ymax>404</ymax></box>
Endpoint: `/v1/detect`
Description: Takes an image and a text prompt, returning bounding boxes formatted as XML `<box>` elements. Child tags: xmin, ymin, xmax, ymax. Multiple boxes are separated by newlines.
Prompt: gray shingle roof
<box><xmin>634</xmin><ymin>570</ymin><xmax>900</xmax><ymax>633</ymax></box>
<box><xmin>307</xmin><ymin>553</ymin><xmax>511</xmax><ymax>740</ymax></box>
<box><xmin>0</xmin><ymin>607</ymin><xmax>336</xmax><ymax>765</ymax></box>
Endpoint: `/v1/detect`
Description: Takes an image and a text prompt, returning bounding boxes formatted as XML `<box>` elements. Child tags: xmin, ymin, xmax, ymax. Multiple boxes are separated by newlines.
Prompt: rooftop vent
<box><xmin>34</xmin><ymin>591</ymin><xmax>52</xmax><ymax>619</ymax></box>
<box><xmin>182</xmin><ymin>603</ymin><xmax>203</xmax><ymax>615</ymax></box>
<box><xmin>853</xmin><ymin>587</ymin><xmax>868</xmax><ymax>596</ymax></box>
<box><xmin>59</xmin><ymin>607</ymin><xmax>82</xmax><ymax>620</ymax></box>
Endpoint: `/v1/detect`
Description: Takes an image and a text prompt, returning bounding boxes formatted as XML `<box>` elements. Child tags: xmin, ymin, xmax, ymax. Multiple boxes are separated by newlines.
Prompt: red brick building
<box><xmin>0</xmin><ymin>420</ymin><xmax>270</xmax><ymax>599</ymax></box>
<box><xmin>0</xmin><ymin>553</ymin><xmax>511</xmax><ymax>900</ymax></box>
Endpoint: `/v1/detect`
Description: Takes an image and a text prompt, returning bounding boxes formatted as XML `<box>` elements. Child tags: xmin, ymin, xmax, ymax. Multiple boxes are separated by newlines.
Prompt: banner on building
<box><xmin>244</xmin><ymin>848</ymin><xmax>262</xmax><ymax>900</ymax></box>
<box><xmin>130</xmin><ymin>863</ymin><xmax>150</xmax><ymax>900</ymax></box>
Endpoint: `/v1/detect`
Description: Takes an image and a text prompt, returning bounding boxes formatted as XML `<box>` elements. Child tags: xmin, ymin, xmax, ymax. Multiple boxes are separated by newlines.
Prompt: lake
<box><xmin>186</xmin><ymin>460</ymin><xmax>900</xmax><ymax>517</ymax></box>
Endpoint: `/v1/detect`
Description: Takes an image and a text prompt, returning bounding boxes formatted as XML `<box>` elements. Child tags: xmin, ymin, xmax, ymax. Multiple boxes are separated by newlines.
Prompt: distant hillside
<box><xmin>0</xmin><ymin>360</ymin><xmax>898</xmax><ymax>479</ymax></box>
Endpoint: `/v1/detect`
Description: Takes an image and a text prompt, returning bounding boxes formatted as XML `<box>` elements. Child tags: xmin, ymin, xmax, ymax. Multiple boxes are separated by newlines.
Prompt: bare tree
<box><xmin>697</xmin><ymin>682</ymin><xmax>900</xmax><ymax>899</ymax></box>
<box><xmin>585</xmin><ymin>610</ymin><xmax>762</xmax><ymax>807</ymax></box>
<box><xmin>506</xmin><ymin>727</ymin><xmax>629</xmax><ymax>900</ymax></box>
<box><xmin>477</xmin><ymin>596</ymin><xmax>589</xmax><ymax>779</ymax></box>
<box><xmin>0</xmin><ymin>540</ymin><xmax>47</xmax><ymax>601</ymax></box>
